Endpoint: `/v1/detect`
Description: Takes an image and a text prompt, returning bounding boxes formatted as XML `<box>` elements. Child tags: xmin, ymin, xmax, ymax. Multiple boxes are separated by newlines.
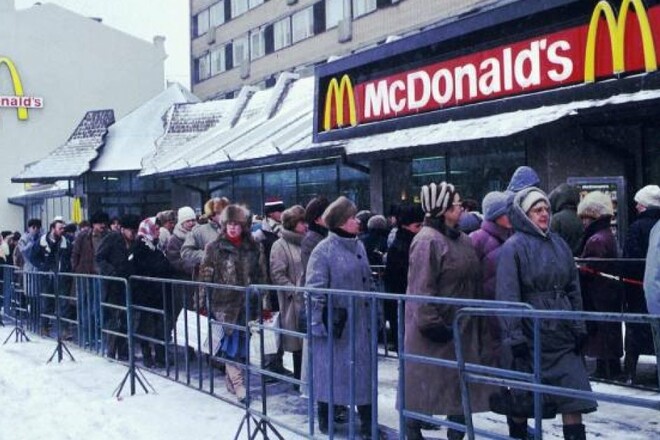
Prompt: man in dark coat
<box><xmin>549</xmin><ymin>183</ymin><xmax>584</xmax><ymax>256</ymax></box>
<box><xmin>362</xmin><ymin>214</ymin><xmax>389</xmax><ymax>265</ymax></box>
<box><xmin>622</xmin><ymin>185</ymin><xmax>660</xmax><ymax>383</ymax></box>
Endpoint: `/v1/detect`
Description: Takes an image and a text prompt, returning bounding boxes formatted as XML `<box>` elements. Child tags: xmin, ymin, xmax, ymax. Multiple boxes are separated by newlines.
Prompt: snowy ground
<box><xmin>1</xmin><ymin>323</ymin><xmax>659</xmax><ymax>440</ymax></box>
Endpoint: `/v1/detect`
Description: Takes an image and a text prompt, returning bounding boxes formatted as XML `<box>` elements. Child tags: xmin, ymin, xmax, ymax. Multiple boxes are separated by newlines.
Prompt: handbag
<box><xmin>173</xmin><ymin>309</ymin><xmax>224</xmax><ymax>356</ymax></box>
<box><xmin>249</xmin><ymin>311</ymin><xmax>281</xmax><ymax>366</ymax></box>
<box><xmin>322</xmin><ymin>306</ymin><xmax>348</xmax><ymax>339</ymax></box>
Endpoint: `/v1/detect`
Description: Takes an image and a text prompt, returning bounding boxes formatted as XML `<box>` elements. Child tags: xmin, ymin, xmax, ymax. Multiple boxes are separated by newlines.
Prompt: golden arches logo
<box><xmin>584</xmin><ymin>0</ymin><xmax>658</xmax><ymax>83</ymax></box>
<box><xmin>0</xmin><ymin>56</ymin><xmax>29</xmax><ymax>120</ymax></box>
<box><xmin>323</xmin><ymin>75</ymin><xmax>357</xmax><ymax>131</ymax></box>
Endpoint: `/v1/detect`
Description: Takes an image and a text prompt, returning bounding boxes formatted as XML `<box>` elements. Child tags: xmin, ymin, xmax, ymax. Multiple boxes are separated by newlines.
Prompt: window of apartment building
<box><xmin>232</xmin><ymin>35</ymin><xmax>249</xmax><ymax>67</ymax></box>
<box><xmin>292</xmin><ymin>7</ymin><xmax>314</xmax><ymax>44</ymax></box>
<box><xmin>210</xmin><ymin>46</ymin><xmax>226</xmax><ymax>75</ymax></box>
<box><xmin>231</xmin><ymin>0</ymin><xmax>249</xmax><ymax>17</ymax></box>
<box><xmin>210</xmin><ymin>1</ymin><xmax>226</xmax><ymax>27</ymax></box>
<box><xmin>196</xmin><ymin>9</ymin><xmax>210</xmax><ymax>36</ymax></box>
<box><xmin>249</xmin><ymin>0</ymin><xmax>264</xmax><ymax>8</ymax></box>
<box><xmin>250</xmin><ymin>28</ymin><xmax>266</xmax><ymax>60</ymax></box>
<box><xmin>352</xmin><ymin>0</ymin><xmax>377</xmax><ymax>18</ymax></box>
<box><xmin>325</xmin><ymin>0</ymin><xmax>346</xmax><ymax>30</ymax></box>
<box><xmin>274</xmin><ymin>17</ymin><xmax>292</xmax><ymax>51</ymax></box>
<box><xmin>196</xmin><ymin>53</ymin><xmax>211</xmax><ymax>81</ymax></box>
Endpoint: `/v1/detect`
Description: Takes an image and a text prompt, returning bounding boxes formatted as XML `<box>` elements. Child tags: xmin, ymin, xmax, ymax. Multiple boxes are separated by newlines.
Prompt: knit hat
<box><xmin>397</xmin><ymin>204</ymin><xmax>425</xmax><ymax>226</ymax></box>
<box><xmin>323</xmin><ymin>196</ymin><xmax>358</xmax><ymax>230</ymax></box>
<box><xmin>220</xmin><ymin>204</ymin><xmax>249</xmax><ymax>226</ymax></box>
<box><xmin>281</xmin><ymin>205</ymin><xmax>306</xmax><ymax>231</ymax></box>
<box><xmin>264</xmin><ymin>197</ymin><xmax>286</xmax><ymax>215</ymax></box>
<box><xmin>520</xmin><ymin>188</ymin><xmax>550</xmax><ymax>213</ymax></box>
<box><xmin>507</xmin><ymin>166</ymin><xmax>541</xmax><ymax>193</ymax></box>
<box><xmin>634</xmin><ymin>185</ymin><xmax>660</xmax><ymax>208</ymax></box>
<box><xmin>177</xmin><ymin>206</ymin><xmax>197</xmax><ymax>225</ymax></box>
<box><xmin>577</xmin><ymin>191</ymin><xmax>614</xmax><ymax>219</ymax></box>
<box><xmin>119</xmin><ymin>214</ymin><xmax>141</xmax><ymax>231</ymax></box>
<box><xmin>367</xmin><ymin>215</ymin><xmax>388</xmax><ymax>231</ymax></box>
<box><xmin>203</xmin><ymin>197</ymin><xmax>230</xmax><ymax>217</ymax></box>
<box><xmin>90</xmin><ymin>211</ymin><xmax>109</xmax><ymax>225</ymax></box>
<box><xmin>420</xmin><ymin>181</ymin><xmax>456</xmax><ymax>217</ymax></box>
<box><xmin>482</xmin><ymin>191</ymin><xmax>510</xmax><ymax>221</ymax></box>
<box><xmin>304</xmin><ymin>196</ymin><xmax>330</xmax><ymax>223</ymax></box>
<box><xmin>157</xmin><ymin>210</ymin><xmax>176</xmax><ymax>225</ymax></box>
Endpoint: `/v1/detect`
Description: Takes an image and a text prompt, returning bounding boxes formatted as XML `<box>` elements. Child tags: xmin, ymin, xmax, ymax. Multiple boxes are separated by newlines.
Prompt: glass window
<box><xmin>411</xmin><ymin>156</ymin><xmax>447</xmax><ymax>204</ymax></box>
<box><xmin>325</xmin><ymin>0</ymin><xmax>345</xmax><ymax>30</ymax></box>
<box><xmin>248</xmin><ymin>0</ymin><xmax>264</xmax><ymax>9</ymax></box>
<box><xmin>298</xmin><ymin>165</ymin><xmax>338</xmax><ymax>204</ymax></box>
<box><xmin>273</xmin><ymin>17</ymin><xmax>292</xmax><ymax>51</ymax></box>
<box><xmin>234</xmin><ymin>174</ymin><xmax>262</xmax><ymax>213</ymax></box>
<box><xmin>292</xmin><ymin>7</ymin><xmax>314</xmax><ymax>44</ymax></box>
<box><xmin>210</xmin><ymin>1</ymin><xmax>225</xmax><ymax>27</ymax></box>
<box><xmin>232</xmin><ymin>35</ymin><xmax>249</xmax><ymax>67</ymax></box>
<box><xmin>209</xmin><ymin>177</ymin><xmax>233</xmax><ymax>200</ymax></box>
<box><xmin>340</xmin><ymin>164</ymin><xmax>370</xmax><ymax>210</ymax></box>
<box><xmin>250</xmin><ymin>28</ymin><xmax>265</xmax><ymax>60</ymax></box>
<box><xmin>197</xmin><ymin>53</ymin><xmax>211</xmax><ymax>81</ymax></box>
<box><xmin>264</xmin><ymin>170</ymin><xmax>297</xmax><ymax>211</ymax></box>
<box><xmin>210</xmin><ymin>46</ymin><xmax>225</xmax><ymax>75</ymax></box>
<box><xmin>231</xmin><ymin>0</ymin><xmax>249</xmax><ymax>17</ymax></box>
<box><xmin>352</xmin><ymin>0</ymin><xmax>377</xmax><ymax>18</ymax></box>
<box><xmin>196</xmin><ymin>9</ymin><xmax>210</xmax><ymax>36</ymax></box>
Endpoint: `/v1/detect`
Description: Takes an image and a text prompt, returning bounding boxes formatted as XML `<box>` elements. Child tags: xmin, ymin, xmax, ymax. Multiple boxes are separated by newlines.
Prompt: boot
<box><xmin>358</xmin><ymin>404</ymin><xmax>373</xmax><ymax>439</ymax></box>
<box><xmin>623</xmin><ymin>353</ymin><xmax>639</xmax><ymax>384</ymax></box>
<box><xmin>405</xmin><ymin>420</ymin><xmax>426</xmax><ymax>440</ymax></box>
<box><xmin>608</xmin><ymin>359</ymin><xmax>622</xmax><ymax>378</ymax></box>
<box><xmin>446</xmin><ymin>415</ymin><xmax>466</xmax><ymax>440</ymax></box>
<box><xmin>317</xmin><ymin>402</ymin><xmax>329</xmax><ymax>434</ymax></box>
<box><xmin>334</xmin><ymin>405</ymin><xmax>349</xmax><ymax>423</ymax></box>
<box><xmin>593</xmin><ymin>360</ymin><xmax>607</xmax><ymax>379</ymax></box>
<box><xmin>562</xmin><ymin>424</ymin><xmax>586</xmax><ymax>440</ymax></box>
<box><xmin>141</xmin><ymin>343</ymin><xmax>153</xmax><ymax>368</ymax></box>
<box><xmin>507</xmin><ymin>418</ymin><xmax>528</xmax><ymax>439</ymax></box>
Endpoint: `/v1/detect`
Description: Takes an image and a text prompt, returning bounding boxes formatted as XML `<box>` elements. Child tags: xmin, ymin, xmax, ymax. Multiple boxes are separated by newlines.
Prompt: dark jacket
<box><xmin>166</xmin><ymin>223</ymin><xmax>196</xmax><ymax>279</ymax></box>
<box><xmin>35</xmin><ymin>233</ymin><xmax>72</xmax><ymax>273</ymax></box>
<box><xmin>496</xmin><ymin>187</ymin><xmax>596</xmax><ymax>415</ymax></box>
<box><xmin>623</xmin><ymin>207</ymin><xmax>660</xmax><ymax>259</ymax></box>
<box><xmin>362</xmin><ymin>228</ymin><xmax>389</xmax><ymax>265</ymax></box>
<box><xmin>383</xmin><ymin>227</ymin><xmax>416</xmax><ymax>294</ymax></box>
<box><xmin>96</xmin><ymin>231</ymin><xmax>135</xmax><ymax>306</ymax></box>
<box><xmin>549</xmin><ymin>183</ymin><xmax>584</xmax><ymax>256</ymax></box>
<box><xmin>579</xmin><ymin>217</ymin><xmax>622</xmax><ymax>359</ymax></box>
<box><xmin>301</xmin><ymin>224</ymin><xmax>327</xmax><ymax>284</ymax></box>
<box><xmin>71</xmin><ymin>229</ymin><xmax>108</xmax><ymax>274</ymax></box>
<box><xmin>469</xmin><ymin>220</ymin><xmax>512</xmax><ymax>300</ymax></box>
<box><xmin>131</xmin><ymin>238</ymin><xmax>171</xmax><ymax>308</ymax></box>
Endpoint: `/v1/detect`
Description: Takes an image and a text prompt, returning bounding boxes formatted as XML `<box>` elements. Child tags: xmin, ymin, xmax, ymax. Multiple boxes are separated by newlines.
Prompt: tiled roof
<box><xmin>12</xmin><ymin>110</ymin><xmax>115</xmax><ymax>183</ymax></box>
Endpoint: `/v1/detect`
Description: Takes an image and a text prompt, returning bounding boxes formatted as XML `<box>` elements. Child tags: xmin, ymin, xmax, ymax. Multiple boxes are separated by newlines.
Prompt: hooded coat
<box><xmin>404</xmin><ymin>218</ymin><xmax>492</xmax><ymax>415</ymax></box>
<box><xmin>496</xmin><ymin>187</ymin><xmax>597</xmax><ymax>414</ymax></box>
<box><xmin>180</xmin><ymin>221</ymin><xmax>221</xmax><ymax>271</ymax></box>
<box><xmin>305</xmin><ymin>232</ymin><xmax>374</xmax><ymax>405</ymax></box>
<box><xmin>166</xmin><ymin>223</ymin><xmax>197</xmax><ymax>279</ymax></box>
<box><xmin>579</xmin><ymin>217</ymin><xmax>622</xmax><ymax>359</ymax></box>
<box><xmin>270</xmin><ymin>229</ymin><xmax>305</xmax><ymax>352</ymax></box>
<box><xmin>549</xmin><ymin>183</ymin><xmax>584</xmax><ymax>256</ymax></box>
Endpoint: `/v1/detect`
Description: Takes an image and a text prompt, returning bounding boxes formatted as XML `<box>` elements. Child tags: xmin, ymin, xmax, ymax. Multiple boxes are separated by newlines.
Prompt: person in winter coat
<box><xmin>405</xmin><ymin>182</ymin><xmax>491</xmax><ymax>440</ymax></box>
<box><xmin>269</xmin><ymin>205</ymin><xmax>307</xmax><ymax>388</ymax></box>
<box><xmin>458</xmin><ymin>199</ymin><xmax>483</xmax><ymax>234</ymax></box>
<box><xmin>469</xmin><ymin>191</ymin><xmax>513</xmax><ymax>370</ymax></box>
<box><xmin>506</xmin><ymin>166</ymin><xmax>541</xmax><ymax>193</ymax></box>
<box><xmin>156</xmin><ymin>210</ymin><xmax>176</xmax><ymax>249</ymax></box>
<box><xmin>644</xmin><ymin>221</ymin><xmax>660</xmax><ymax>316</ymax></box>
<box><xmin>301</xmin><ymin>196</ymin><xmax>330</xmax><ymax>284</ymax></box>
<box><xmin>199</xmin><ymin>205</ymin><xmax>267</xmax><ymax>403</ymax></box>
<box><xmin>496</xmin><ymin>188</ymin><xmax>597</xmax><ymax>440</ymax></box>
<box><xmin>362</xmin><ymin>214</ymin><xmax>389</xmax><ymax>265</ymax></box>
<box><xmin>180</xmin><ymin>197</ymin><xmax>229</xmax><ymax>274</ymax></box>
<box><xmin>166</xmin><ymin>206</ymin><xmax>198</xmax><ymax>280</ymax></box>
<box><xmin>96</xmin><ymin>214</ymin><xmax>141</xmax><ymax>361</ymax></box>
<box><xmin>622</xmin><ymin>184</ymin><xmax>660</xmax><ymax>383</ymax></box>
<box><xmin>383</xmin><ymin>203</ymin><xmax>424</xmax><ymax>351</ymax></box>
<box><xmin>549</xmin><ymin>183</ymin><xmax>584</xmax><ymax>256</ymax></box>
<box><xmin>305</xmin><ymin>196</ymin><xmax>378</xmax><ymax>439</ymax></box>
<box><xmin>577</xmin><ymin>191</ymin><xmax>622</xmax><ymax>379</ymax></box>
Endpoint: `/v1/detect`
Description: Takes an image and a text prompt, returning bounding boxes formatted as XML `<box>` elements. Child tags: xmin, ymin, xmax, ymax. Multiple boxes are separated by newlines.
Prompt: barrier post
<box><xmin>47</xmin><ymin>271</ymin><xmax>75</xmax><ymax>363</ymax></box>
<box><xmin>2</xmin><ymin>266</ymin><xmax>30</xmax><ymax>344</ymax></box>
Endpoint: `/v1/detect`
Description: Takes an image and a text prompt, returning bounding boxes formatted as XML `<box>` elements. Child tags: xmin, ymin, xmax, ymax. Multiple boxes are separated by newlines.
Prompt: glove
<box><xmin>510</xmin><ymin>342</ymin><xmax>530</xmax><ymax>359</ymax></box>
<box><xmin>574</xmin><ymin>332</ymin><xmax>588</xmax><ymax>355</ymax></box>
<box><xmin>420</xmin><ymin>324</ymin><xmax>453</xmax><ymax>343</ymax></box>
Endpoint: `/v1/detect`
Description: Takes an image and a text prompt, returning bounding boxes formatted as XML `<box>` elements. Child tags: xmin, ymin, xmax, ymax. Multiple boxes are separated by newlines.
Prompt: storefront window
<box><xmin>234</xmin><ymin>173</ymin><xmax>262</xmax><ymax>213</ymax></box>
<box><xmin>340</xmin><ymin>164</ymin><xmax>369</xmax><ymax>210</ymax></box>
<box><xmin>411</xmin><ymin>156</ymin><xmax>447</xmax><ymax>204</ymax></box>
<box><xmin>298</xmin><ymin>164</ymin><xmax>338</xmax><ymax>205</ymax></box>
<box><xmin>264</xmin><ymin>170</ymin><xmax>297</xmax><ymax>211</ymax></box>
<box><xmin>209</xmin><ymin>177</ymin><xmax>233</xmax><ymax>201</ymax></box>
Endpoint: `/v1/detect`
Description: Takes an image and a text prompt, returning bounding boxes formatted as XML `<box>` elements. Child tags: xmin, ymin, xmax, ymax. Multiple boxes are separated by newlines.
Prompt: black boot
<box><xmin>141</xmin><ymin>343</ymin><xmax>153</xmax><ymax>368</ymax></box>
<box><xmin>623</xmin><ymin>353</ymin><xmax>639</xmax><ymax>384</ymax></box>
<box><xmin>358</xmin><ymin>404</ymin><xmax>384</xmax><ymax>439</ymax></box>
<box><xmin>317</xmin><ymin>402</ymin><xmax>329</xmax><ymax>434</ymax></box>
<box><xmin>507</xmin><ymin>418</ymin><xmax>528</xmax><ymax>439</ymax></box>
<box><xmin>563</xmin><ymin>424</ymin><xmax>586</xmax><ymax>440</ymax></box>
<box><xmin>405</xmin><ymin>420</ymin><xmax>426</xmax><ymax>440</ymax></box>
<box><xmin>446</xmin><ymin>415</ymin><xmax>466</xmax><ymax>440</ymax></box>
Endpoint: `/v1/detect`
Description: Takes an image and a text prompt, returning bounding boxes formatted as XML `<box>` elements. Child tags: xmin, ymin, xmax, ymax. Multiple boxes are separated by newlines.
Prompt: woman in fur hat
<box><xmin>200</xmin><ymin>204</ymin><xmax>267</xmax><ymax>404</ymax></box>
<box><xmin>305</xmin><ymin>196</ymin><xmax>379</xmax><ymax>438</ymax></box>
<box><xmin>269</xmin><ymin>205</ymin><xmax>307</xmax><ymax>389</ymax></box>
<box><xmin>577</xmin><ymin>191</ymin><xmax>622</xmax><ymax>379</ymax></box>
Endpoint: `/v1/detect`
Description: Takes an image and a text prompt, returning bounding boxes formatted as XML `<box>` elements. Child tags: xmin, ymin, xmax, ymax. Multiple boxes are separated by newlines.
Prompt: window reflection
<box><xmin>298</xmin><ymin>165</ymin><xmax>338</xmax><ymax>205</ymax></box>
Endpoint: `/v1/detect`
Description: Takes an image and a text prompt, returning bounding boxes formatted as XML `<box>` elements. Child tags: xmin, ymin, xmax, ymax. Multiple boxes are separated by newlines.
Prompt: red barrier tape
<box><xmin>577</xmin><ymin>265</ymin><xmax>644</xmax><ymax>287</ymax></box>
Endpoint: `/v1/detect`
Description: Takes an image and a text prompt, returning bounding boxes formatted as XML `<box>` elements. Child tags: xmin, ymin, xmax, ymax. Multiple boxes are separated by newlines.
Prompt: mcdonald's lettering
<box><xmin>0</xmin><ymin>56</ymin><xmax>44</xmax><ymax>121</ymax></box>
<box><xmin>319</xmin><ymin>1</ymin><xmax>660</xmax><ymax>131</ymax></box>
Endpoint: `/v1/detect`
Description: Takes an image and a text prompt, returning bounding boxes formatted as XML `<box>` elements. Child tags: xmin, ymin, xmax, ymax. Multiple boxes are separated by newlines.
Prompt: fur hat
<box><xmin>157</xmin><ymin>210</ymin><xmax>176</xmax><ymax>225</ymax></box>
<box><xmin>203</xmin><ymin>197</ymin><xmax>230</xmax><ymax>217</ymax></box>
<box><xmin>282</xmin><ymin>205</ymin><xmax>306</xmax><ymax>231</ymax></box>
<box><xmin>90</xmin><ymin>211</ymin><xmax>109</xmax><ymax>225</ymax></box>
<box><xmin>323</xmin><ymin>196</ymin><xmax>358</xmax><ymax>230</ymax></box>
<box><xmin>177</xmin><ymin>206</ymin><xmax>196</xmax><ymax>225</ymax></box>
<box><xmin>304</xmin><ymin>196</ymin><xmax>330</xmax><ymax>223</ymax></box>
<box><xmin>367</xmin><ymin>215</ymin><xmax>388</xmax><ymax>231</ymax></box>
<box><xmin>420</xmin><ymin>181</ymin><xmax>456</xmax><ymax>217</ymax></box>
<box><xmin>220</xmin><ymin>204</ymin><xmax>249</xmax><ymax>226</ymax></box>
<box><xmin>119</xmin><ymin>214</ymin><xmax>141</xmax><ymax>231</ymax></box>
<box><xmin>577</xmin><ymin>191</ymin><xmax>614</xmax><ymax>219</ymax></box>
<box><xmin>520</xmin><ymin>188</ymin><xmax>550</xmax><ymax>213</ymax></box>
<box><xmin>397</xmin><ymin>204</ymin><xmax>425</xmax><ymax>226</ymax></box>
<box><xmin>264</xmin><ymin>197</ymin><xmax>286</xmax><ymax>215</ymax></box>
<box><xmin>634</xmin><ymin>185</ymin><xmax>660</xmax><ymax>208</ymax></box>
<box><xmin>482</xmin><ymin>191</ymin><xmax>511</xmax><ymax>221</ymax></box>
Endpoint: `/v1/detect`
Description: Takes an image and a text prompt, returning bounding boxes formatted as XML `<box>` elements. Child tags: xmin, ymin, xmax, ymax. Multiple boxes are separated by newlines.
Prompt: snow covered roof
<box><xmin>92</xmin><ymin>83</ymin><xmax>199</xmax><ymax>172</ymax></box>
<box><xmin>12</xmin><ymin>110</ymin><xmax>115</xmax><ymax>183</ymax></box>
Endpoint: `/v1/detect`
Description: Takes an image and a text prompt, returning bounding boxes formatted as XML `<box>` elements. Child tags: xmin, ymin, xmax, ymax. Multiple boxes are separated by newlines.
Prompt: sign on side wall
<box><xmin>0</xmin><ymin>56</ymin><xmax>44</xmax><ymax>121</ymax></box>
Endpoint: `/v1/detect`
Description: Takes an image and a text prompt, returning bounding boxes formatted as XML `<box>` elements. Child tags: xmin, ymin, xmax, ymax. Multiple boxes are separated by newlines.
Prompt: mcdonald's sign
<box><xmin>319</xmin><ymin>0</ymin><xmax>660</xmax><ymax>133</ymax></box>
<box><xmin>0</xmin><ymin>56</ymin><xmax>44</xmax><ymax>121</ymax></box>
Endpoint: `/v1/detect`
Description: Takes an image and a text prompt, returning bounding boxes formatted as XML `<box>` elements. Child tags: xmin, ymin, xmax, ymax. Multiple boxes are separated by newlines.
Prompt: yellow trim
<box><xmin>323</xmin><ymin>74</ymin><xmax>357</xmax><ymax>131</ymax></box>
<box><xmin>0</xmin><ymin>56</ymin><xmax>29</xmax><ymax>120</ymax></box>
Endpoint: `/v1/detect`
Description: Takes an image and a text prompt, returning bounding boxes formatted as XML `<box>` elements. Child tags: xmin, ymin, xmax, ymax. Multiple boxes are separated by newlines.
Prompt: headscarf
<box><xmin>138</xmin><ymin>217</ymin><xmax>160</xmax><ymax>250</ymax></box>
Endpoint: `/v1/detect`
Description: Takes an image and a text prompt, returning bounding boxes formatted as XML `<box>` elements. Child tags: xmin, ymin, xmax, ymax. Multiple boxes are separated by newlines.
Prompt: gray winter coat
<box><xmin>496</xmin><ymin>187</ymin><xmax>597</xmax><ymax>414</ymax></box>
<box><xmin>549</xmin><ymin>183</ymin><xmax>584</xmax><ymax>256</ymax></box>
<box><xmin>270</xmin><ymin>229</ymin><xmax>305</xmax><ymax>352</ymax></box>
<box><xmin>180</xmin><ymin>221</ymin><xmax>221</xmax><ymax>270</ymax></box>
<box><xmin>305</xmin><ymin>232</ymin><xmax>374</xmax><ymax>405</ymax></box>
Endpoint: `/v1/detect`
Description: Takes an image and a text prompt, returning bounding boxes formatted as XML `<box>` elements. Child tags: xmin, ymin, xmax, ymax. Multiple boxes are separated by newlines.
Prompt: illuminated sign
<box><xmin>0</xmin><ymin>56</ymin><xmax>44</xmax><ymax>121</ymax></box>
<box><xmin>321</xmin><ymin>0</ymin><xmax>660</xmax><ymax>132</ymax></box>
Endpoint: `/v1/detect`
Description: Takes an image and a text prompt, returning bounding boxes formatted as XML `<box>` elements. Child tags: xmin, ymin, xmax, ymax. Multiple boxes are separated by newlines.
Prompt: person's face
<box><xmin>443</xmin><ymin>194</ymin><xmax>464</xmax><ymax>227</ymax></box>
<box><xmin>527</xmin><ymin>202</ymin><xmax>551</xmax><ymax>231</ymax></box>
<box><xmin>294</xmin><ymin>220</ymin><xmax>308</xmax><ymax>235</ymax></box>
<box><xmin>581</xmin><ymin>216</ymin><xmax>596</xmax><ymax>228</ymax></box>
<box><xmin>269</xmin><ymin>211</ymin><xmax>282</xmax><ymax>222</ymax></box>
<box><xmin>92</xmin><ymin>222</ymin><xmax>107</xmax><ymax>234</ymax></box>
<box><xmin>212</xmin><ymin>211</ymin><xmax>223</xmax><ymax>225</ymax></box>
<box><xmin>636</xmin><ymin>203</ymin><xmax>646</xmax><ymax>214</ymax></box>
<box><xmin>165</xmin><ymin>220</ymin><xmax>176</xmax><ymax>232</ymax></box>
<box><xmin>226</xmin><ymin>222</ymin><xmax>243</xmax><ymax>239</ymax></box>
<box><xmin>182</xmin><ymin>219</ymin><xmax>196</xmax><ymax>232</ymax></box>
<box><xmin>121</xmin><ymin>227</ymin><xmax>136</xmax><ymax>242</ymax></box>
<box><xmin>29</xmin><ymin>225</ymin><xmax>41</xmax><ymax>235</ymax></box>
<box><xmin>340</xmin><ymin>216</ymin><xmax>360</xmax><ymax>235</ymax></box>
<box><xmin>315</xmin><ymin>217</ymin><xmax>326</xmax><ymax>228</ymax></box>
<box><xmin>402</xmin><ymin>221</ymin><xmax>423</xmax><ymax>235</ymax></box>
<box><xmin>51</xmin><ymin>222</ymin><xmax>65</xmax><ymax>238</ymax></box>
<box><xmin>495</xmin><ymin>215</ymin><xmax>512</xmax><ymax>229</ymax></box>
<box><xmin>110</xmin><ymin>221</ymin><xmax>120</xmax><ymax>232</ymax></box>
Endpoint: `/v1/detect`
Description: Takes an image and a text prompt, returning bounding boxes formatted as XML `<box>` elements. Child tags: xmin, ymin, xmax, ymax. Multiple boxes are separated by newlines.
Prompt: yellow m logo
<box><xmin>0</xmin><ymin>56</ymin><xmax>29</xmax><ymax>120</ymax></box>
<box><xmin>584</xmin><ymin>0</ymin><xmax>658</xmax><ymax>83</ymax></box>
<box><xmin>323</xmin><ymin>75</ymin><xmax>357</xmax><ymax>131</ymax></box>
